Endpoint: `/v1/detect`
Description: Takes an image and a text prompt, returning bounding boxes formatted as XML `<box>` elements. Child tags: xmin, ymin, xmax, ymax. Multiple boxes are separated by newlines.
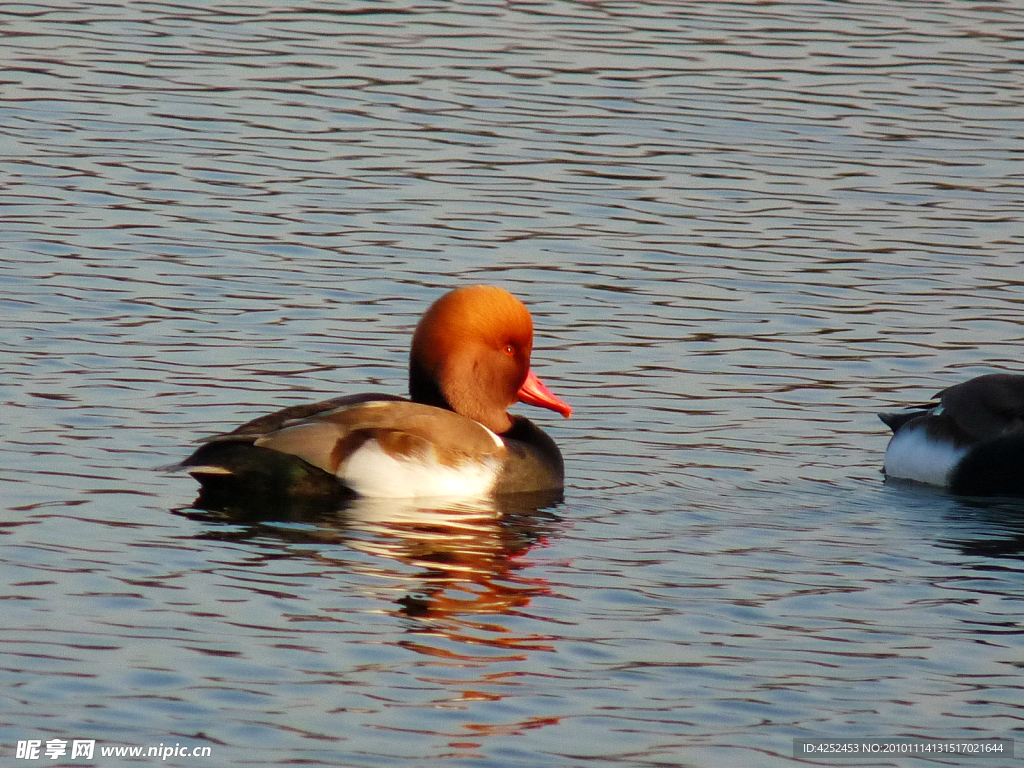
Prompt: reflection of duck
<box><xmin>880</xmin><ymin>373</ymin><xmax>1024</xmax><ymax>496</ymax></box>
<box><xmin>180</xmin><ymin>488</ymin><xmax>562</xmax><ymax>635</ymax></box>
<box><xmin>344</xmin><ymin>493</ymin><xmax>561</xmax><ymax>629</ymax></box>
<box><xmin>181</xmin><ymin>286</ymin><xmax>571</xmax><ymax>504</ymax></box>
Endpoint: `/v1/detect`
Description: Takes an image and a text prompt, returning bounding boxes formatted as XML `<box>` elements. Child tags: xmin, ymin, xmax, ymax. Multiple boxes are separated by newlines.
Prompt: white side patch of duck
<box><xmin>883</xmin><ymin>424</ymin><xmax>968</xmax><ymax>487</ymax></box>
<box><xmin>338</xmin><ymin>438</ymin><xmax>503</xmax><ymax>499</ymax></box>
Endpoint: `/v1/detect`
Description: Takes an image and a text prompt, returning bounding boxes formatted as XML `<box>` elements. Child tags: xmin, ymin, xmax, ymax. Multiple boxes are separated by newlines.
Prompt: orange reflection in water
<box><xmin>342</xmin><ymin>493</ymin><xmax>569</xmax><ymax>747</ymax></box>
<box><xmin>344</xmin><ymin>493</ymin><xmax>562</xmax><ymax>653</ymax></box>
<box><xmin>184</xmin><ymin>487</ymin><xmax>568</xmax><ymax>744</ymax></box>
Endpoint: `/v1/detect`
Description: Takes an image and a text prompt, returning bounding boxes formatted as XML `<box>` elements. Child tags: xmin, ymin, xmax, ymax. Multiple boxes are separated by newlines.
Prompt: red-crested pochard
<box><xmin>879</xmin><ymin>373</ymin><xmax>1024</xmax><ymax>496</ymax></box>
<box><xmin>182</xmin><ymin>285</ymin><xmax>572</xmax><ymax>501</ymax></box>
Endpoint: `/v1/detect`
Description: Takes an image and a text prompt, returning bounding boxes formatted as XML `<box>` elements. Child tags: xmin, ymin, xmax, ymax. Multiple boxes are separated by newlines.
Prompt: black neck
<box><xmin>409</xmin><ymin>358</ymin><xmax>451</xmax><ymax>411</ymax></box>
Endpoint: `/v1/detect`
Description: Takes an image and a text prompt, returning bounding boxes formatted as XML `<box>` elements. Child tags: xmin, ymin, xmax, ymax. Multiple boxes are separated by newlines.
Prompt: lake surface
<box><xmin>2</xmin><ymin>1</ymin><xmax>1023</xmax><ymax>766</ymax></box>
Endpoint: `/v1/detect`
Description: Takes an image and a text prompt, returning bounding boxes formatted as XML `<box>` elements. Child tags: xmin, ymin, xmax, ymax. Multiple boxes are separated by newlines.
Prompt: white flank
<box><xmin>883</xmin><ymin>426</ymin><xmax>968</xmax><ymax>487</ymax></box>
<box><xmin>337</xmin><ymin>439</ymin><xmax>502</xmax><ymax>499</ymax></box>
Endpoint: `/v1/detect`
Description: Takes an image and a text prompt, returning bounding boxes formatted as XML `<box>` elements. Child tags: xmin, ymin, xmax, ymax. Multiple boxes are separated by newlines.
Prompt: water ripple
<box><xmin>3</xmin><ymin>0</ymin><xmax>1024</xmax><ymax>765</ymax></box>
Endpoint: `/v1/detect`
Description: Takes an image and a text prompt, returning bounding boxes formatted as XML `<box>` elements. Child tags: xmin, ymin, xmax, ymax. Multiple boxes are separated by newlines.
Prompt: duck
<box><xmin>879</xmin><ymin>373</ymin><xmax>1024</xmax><ymax>496</ymax></box>
<box><xmin>181</xmin><ymin>285</ymin><xmax>572</xmax><ymax>502</ymax></box>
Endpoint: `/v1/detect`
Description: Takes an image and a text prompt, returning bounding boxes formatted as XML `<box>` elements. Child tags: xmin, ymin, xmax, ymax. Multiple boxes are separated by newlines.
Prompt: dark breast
<box><xmin>494</xmin><ymin>417</ymin><xmax>565</xmax><ymax>495</ymax></box>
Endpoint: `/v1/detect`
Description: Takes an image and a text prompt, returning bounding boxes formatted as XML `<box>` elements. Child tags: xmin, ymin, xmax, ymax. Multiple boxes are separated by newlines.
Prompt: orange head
<box><xmin>409</xmin><ymin>285</ymin><xmax>571</xmax><ymax>433</ymax></box>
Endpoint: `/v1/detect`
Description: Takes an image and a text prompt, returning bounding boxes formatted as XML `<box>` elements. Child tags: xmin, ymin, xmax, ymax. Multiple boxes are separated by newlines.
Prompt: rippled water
<box><xmin>3</xmin><ymin>1</ymin><xmax>1024</xmax><ymax>766</ymax></box>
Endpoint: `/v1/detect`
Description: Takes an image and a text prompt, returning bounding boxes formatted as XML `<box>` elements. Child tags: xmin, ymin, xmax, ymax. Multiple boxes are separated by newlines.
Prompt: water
<box><xmin>2</xmin><ymin>1</ymin><xmax>1024</xmax><ymax>766</ymax></box>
